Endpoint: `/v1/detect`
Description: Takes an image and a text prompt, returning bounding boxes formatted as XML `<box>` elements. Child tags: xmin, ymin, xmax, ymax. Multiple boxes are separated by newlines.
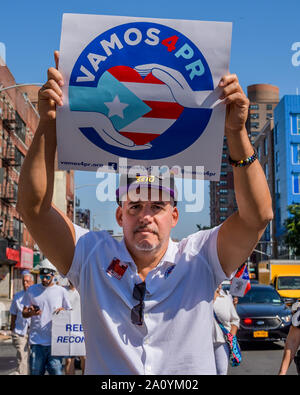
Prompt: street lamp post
<box><xmin>0</xmin><ymin>82</ymin><xmax>44</xmax><ymax>118</ymax></box>
<box><xmin>0</xmin><ymin>83</ymin><xmax>43</xmax><ymax>93</ymax></box>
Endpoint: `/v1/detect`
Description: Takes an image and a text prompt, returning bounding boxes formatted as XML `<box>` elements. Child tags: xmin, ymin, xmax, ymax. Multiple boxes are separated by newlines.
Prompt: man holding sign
<box><xmin>17</xmin><ymin>41</ymin><xmax>272</xmax><ymax>374</ymax></box>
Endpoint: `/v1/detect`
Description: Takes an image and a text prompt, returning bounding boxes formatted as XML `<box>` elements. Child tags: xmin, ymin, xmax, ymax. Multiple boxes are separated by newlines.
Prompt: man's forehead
<box><xmin>123</xmin><ymin>187</ymin><xmax>174</xmax><ymax>203</ymax></box>
<box><xmin>127</xmin><ymin>199</ymin><xmax>168</xmax><ymax>205</ymax></box>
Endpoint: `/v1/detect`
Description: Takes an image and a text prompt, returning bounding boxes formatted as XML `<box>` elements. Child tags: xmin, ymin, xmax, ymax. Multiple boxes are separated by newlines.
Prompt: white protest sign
<box><xmin>57</xmin><ymin>13</ymin><xmax>232</xmax><ymax>180</ymax></box>
<box><xmin>51</xmin><ymin>309</ymin><xmax>86</xmax><ymax>356</ymax></box>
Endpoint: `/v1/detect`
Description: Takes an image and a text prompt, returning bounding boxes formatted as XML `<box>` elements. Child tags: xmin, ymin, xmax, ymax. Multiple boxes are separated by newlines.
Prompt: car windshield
<box><xmin>238</xmin><ymin>287</ymin><xmax>282</xmax><ymax>304</ymax></box>
<box><xmin>277</xmin><ymin>276</ymin><xmax>300</xmax><ymax>290</ymax></box>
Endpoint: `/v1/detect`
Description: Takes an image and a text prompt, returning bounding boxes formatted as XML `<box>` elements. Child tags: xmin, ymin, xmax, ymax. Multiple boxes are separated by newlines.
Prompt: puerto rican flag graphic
<box><xmin>106</xmin><ymin>258</ymin><xmax>128</xmax><ymax>280</ymax></box>
<box><xmin>108</xmin><ymin>66</ymin><xmax>184</xmax><ymax>146</ymax></box>
<box><xmin>230</xmin><ymin>263</ymin><xmax>251</xmax><ymax>297</ymax></box>
<box><xmin>69</xmin><ymin>65</ymin><xmax>184</xmax><ymax>147</ymax></box>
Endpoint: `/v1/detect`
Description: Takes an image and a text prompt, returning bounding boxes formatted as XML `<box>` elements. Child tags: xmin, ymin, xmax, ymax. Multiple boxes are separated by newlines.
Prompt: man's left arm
<box><xmin>217</xmin><ymin>74</ymin><xmax>273</xmax><ymax>277</ymax></box>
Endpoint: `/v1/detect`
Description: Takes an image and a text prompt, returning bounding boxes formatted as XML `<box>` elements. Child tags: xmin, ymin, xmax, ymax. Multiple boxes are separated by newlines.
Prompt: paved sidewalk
<box><xmin>0</xmin><ymin>334</ymin><xmax>83</xmax><ymax>375</ymax></box>
<box><xmin>0</xmin><ymin>335</ymin><xmax>17</xmax><ymax>375</ymax></box>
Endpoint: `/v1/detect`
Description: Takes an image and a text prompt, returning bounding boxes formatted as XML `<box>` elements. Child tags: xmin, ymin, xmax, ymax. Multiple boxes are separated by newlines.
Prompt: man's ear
<box><xmin>116</xmin><ymin>205</ymin><xmax>123</xmax><ymax>227</ymax></box>
<box><xmin>171</xmin><ymin>206</ymin><xmax>179</xmax><ymax>228</ymax></box>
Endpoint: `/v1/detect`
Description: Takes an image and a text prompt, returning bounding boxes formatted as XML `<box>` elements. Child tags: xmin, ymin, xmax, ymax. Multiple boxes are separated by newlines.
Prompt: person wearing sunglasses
<box><xmin>22</xmin><ymin>260</ymin><xmax>72</xmax><ymax>375</ymax></box>
<box><xmin>16</xmin><ymin>52</ymin><xmax>273</xmax><ymax>375</ymax></box>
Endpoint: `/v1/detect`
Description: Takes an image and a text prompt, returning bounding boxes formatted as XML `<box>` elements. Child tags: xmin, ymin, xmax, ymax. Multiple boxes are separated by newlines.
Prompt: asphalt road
<box><xmin>228</xmin><ymin>340</ymin><xmax>297</xmax><ymax>375</ymax></box>
<box><xmin>0</xmin><ymin>338</ymin><xmax>298</xmax><ymax>375</ymax></box>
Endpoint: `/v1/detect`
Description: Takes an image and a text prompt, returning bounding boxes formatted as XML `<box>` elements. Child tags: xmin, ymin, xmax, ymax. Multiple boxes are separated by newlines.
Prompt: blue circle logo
<box><xmin>69</xmin><ymin>22</ymin><xmax>213</xmax><ymax>160</ymax></box>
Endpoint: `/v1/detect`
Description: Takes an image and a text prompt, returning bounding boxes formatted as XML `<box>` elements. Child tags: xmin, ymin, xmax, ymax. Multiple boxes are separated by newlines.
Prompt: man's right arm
<box><xmin>16</xmin><ymin>52</ymin><xmax>76</xmax><ymax>275</ymax></box>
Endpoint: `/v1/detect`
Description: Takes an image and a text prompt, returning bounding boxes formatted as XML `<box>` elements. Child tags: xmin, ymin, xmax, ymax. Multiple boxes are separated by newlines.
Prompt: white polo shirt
<box><xmin>69</xmin><ymin>224</ymin><xmax>228</xmax><ymax>375</ymax></box>
<box><xmin>9</xmin><ymin>290</ymin><xmax>30</xmax><ymax>336</ymax></box>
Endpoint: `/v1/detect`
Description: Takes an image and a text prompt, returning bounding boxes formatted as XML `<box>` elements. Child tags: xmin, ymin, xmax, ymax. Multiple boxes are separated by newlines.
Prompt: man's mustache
<box><xmin>133</xmin><ymin>226</ymin><xmax>158</xmax><ymax>235</ymax></box>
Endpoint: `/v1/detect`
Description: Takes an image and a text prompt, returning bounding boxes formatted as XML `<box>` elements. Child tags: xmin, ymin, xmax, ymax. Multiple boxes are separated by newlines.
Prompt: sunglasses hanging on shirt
<box><xmin>131</xmin><ymin>281</ymin><xmax>146</xmax><ymax>326</ymax></box>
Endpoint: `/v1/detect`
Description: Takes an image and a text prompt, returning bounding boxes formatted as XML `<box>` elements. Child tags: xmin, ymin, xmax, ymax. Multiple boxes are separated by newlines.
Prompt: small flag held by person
<box><xmin>229</xmin><ymin>263</ymin><xmax>251</xmax><ymax>297</ymax></box>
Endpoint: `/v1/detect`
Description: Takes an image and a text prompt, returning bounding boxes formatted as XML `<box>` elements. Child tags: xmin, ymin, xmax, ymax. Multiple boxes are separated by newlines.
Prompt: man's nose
<box><xmin>138</xmin><ymin>205</ymin><xmax>153</xmax><ymax>223</ymax></box>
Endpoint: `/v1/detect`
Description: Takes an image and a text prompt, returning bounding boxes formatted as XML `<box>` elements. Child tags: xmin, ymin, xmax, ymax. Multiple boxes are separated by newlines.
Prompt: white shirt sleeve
<box><xmin>21</xmin><ymin>290</ymin><xmax>31</xmax><ymax>308</ymax></box>
<box><xmin>9</xmin><ymin>295</ymin><xmax>18</xmax><ymax>315</ymax></box>
<box><xmin>73</xmin><ymin>223</ymin><xmax>89</xmax><ymax>243</ymax></box>
<box><xmin>185</xmin><ymin>225</ymin><xmax>230</xmax><ymax>288</ymax></box>
<box><xmin>60</xmin><ymin>287</ymin><xmax>72</xmax><ymax>310</ymax></box>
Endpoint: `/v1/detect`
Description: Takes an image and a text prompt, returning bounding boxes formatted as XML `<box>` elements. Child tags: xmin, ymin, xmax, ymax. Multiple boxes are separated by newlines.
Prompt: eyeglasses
<box><xmin>40</xmin><ymin>274</ymin><xmax>52</xmax><ymax>280</ymax></box>
<box><xmin>131</xmin><ymin>281</ymin><xmax>146</xmax><ymax>325</ymax></box>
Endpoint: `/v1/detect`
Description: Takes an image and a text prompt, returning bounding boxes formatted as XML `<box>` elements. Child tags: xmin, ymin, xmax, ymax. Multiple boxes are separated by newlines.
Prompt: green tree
<box><xmin>284</xmin><ymin>204</ymin><xmax>300</xmax><ymax>256</ymax></box>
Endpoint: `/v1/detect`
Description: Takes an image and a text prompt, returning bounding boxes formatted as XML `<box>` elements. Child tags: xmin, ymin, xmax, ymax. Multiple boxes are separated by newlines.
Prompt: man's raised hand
<box><xmin>219</xmin><ymin>74</ymin><xmax>250</xmax><ymax>134</ymax></box>
<box><xmin>38</xmin><ymin>51</ymin><xmax>63</xmax><ymax>121</ymax></box>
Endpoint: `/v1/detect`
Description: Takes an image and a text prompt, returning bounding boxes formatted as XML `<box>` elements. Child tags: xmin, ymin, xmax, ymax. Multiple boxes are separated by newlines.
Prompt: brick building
<box><xmin>246</xmin><ymin>84</ymin><xmax>279</xmax><ymax>142</ymax></box>
<box><xmin>253</xmin><ymin>118</ymin><xmax>277</xmax><ymax>259</ymax></box>
<box><xmin>0</xmin><ymin>60</ymin><xmax>75</xmax><ymax>328</ymax></box>
<box><xmin>209</xmin><ymin>136</ymin><xmax>237</xmax><ymax>227</ymax></box>
<box><xmin>0</xmin><ymin>62</ymin><xmax>40</xmax><ymax>306</ymax></box>
<box><xmin>210</xmin><ymin>83</ymin><xmax>279</xmax><ymax>231</ymax></box>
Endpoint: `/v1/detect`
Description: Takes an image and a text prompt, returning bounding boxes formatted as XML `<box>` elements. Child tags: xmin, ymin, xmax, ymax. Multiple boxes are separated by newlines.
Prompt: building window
<box><xmin>275</xmin><ymin>151</ymin><xmax>279</xmax><ymax>172</ymax></box>
<box><xmin>266</xmin><ymin>104</ymin><xmax>273</xmax><ymax>110</ymax></box>
<box><xmin>264</xmin><ymin>138</ymin><xmax>268</xmax><ymax>155</ymax></box>
<box><xmin>250</xmin><ymin>113</ymin><xmax>259</xmax><ymax>119</ymax></box>
<box><xmin>219</xmin><ymin>216</ymin><xmax>227</xmax><ymax>221</ymax></box>
<box><xmin>219</xmin><ymin>189</ymin><xmax>228</xmax><ymax>194</ymax></box>
<box><xmin>220</xmin><ymin>198</ymin><xmax>228</xmax><ymax>204</ymax></box>
<box><xmin>292</xmin><ymin>144</ymin><xmax>300</xmax><ymax>164</ymax></box>
<box><xmin>250</xmin><ymin>104</ymin><xmax>259</xmax><ymax>110</ymax></box>
<box><xmin>266</xmin><ymin>113</ymin><xmax>273</xmax><ymax>120</ymax></box>
<box><xmin>219</xmin><ymin>180</ymin><xmax>227</xmax><ymax>186</ymax></box>
<box><xmin>250</xmin><ymin>122</ymin><xmax>259</xmax><ymax>129</ymax></box>
<box><xmin>13</xmin><ymin>217</ymin><xmax>23</xmax><ymax>243</ymax></box>
<box><xmin>264</xmin><ymin>163</ymin><xmax>269</xmax><ymax>179</ymax></box>
<box><xmin>15</xmin><ymin>112</ymin><xmax>26</xmax><ymax>143</ymax></box>
<box><xmin>220</xmin><ymin>207</ymin><xmax>228</xmax><ymax>212</ymax></box>
<box><xmin>13</xmin><ymin>182</ymin><xmax>18</xmax><ymax>201</ymax></box>
<box><xmin>220</xmin><ymin>171</ymin><xmax>228</xmax><ymax>177</ymax></box>
<box><xmin>14</xmin><ymin>148</ymin><xmax>25</xmax><ymax>170</ymax></box>
<box><xmin>257</xmin><ymin>146</ymin><xmax>261</xmax><ymax>161</ymax></box>
<box><xmin>291</xmin><ymin>114</ymin><xmax>300</xmax><ymax>135</ymax></box>
<box><xmin>292</xmin><ymin>173</ymin><xmax>300</xmax><ymax>194</ymax></box>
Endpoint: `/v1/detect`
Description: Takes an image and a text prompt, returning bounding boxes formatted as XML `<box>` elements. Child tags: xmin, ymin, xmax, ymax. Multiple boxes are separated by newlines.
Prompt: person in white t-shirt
<box><xmin>16</xmin><ymin>51</ymin><xmax>273</xmax><ymax>374</ymax></box>
<box><xmin>22</xmin><ymin>261</ymin><xmax>72</xmax><ymax>375</ymax></box>
<box><xmin>9</xmin><ymin>271</ymin><xmax>34</xmax><ymax>375</ymax></box>
<box><xmin>64</xmin><ymin>281</ymin><xmax>86</xmax><ymax>375</ymax></box>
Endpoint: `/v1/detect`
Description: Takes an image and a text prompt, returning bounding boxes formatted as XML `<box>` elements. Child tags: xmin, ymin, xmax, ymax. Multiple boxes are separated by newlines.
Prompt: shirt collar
<box><xmin>160</xmin><ymin>238</ymin><xmax>178</xmax><ymax>265</ymax></box>
<box><xmin>118</xmin><ymin>237</ymin><xmax>179</xmax><ymax>266</ymax></box>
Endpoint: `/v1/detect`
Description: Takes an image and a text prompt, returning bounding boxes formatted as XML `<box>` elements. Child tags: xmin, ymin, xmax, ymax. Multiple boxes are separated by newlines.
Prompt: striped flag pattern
<box><xmin>234</xmin><ymin>263</ymin><xmax>251</xmax><ymax>295</ymax></box>
<box><xmin>107</xmin><ymin>66</ymin><xmax>184</xmax><ymax>145</ymax></box>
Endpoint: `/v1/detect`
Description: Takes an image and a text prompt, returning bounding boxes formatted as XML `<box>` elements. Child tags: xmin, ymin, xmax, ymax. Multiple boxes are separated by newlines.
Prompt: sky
<box><xmin>1</xmin><ymin>0</ymin><xmax>299</xmax><ymax>238</ymax></box>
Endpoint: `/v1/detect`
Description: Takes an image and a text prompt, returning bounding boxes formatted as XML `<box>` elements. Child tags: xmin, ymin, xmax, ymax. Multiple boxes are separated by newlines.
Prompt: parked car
<box><xmin>236</xmin><ymin>284</ymin><xmax>292</xmax><ymax>342</ymax></box>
